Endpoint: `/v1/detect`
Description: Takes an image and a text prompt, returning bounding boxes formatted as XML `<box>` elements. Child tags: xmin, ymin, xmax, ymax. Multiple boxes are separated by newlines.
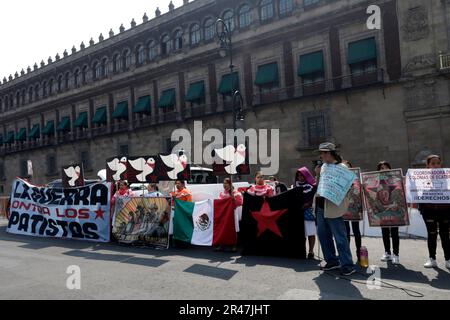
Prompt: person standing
<box><xmin>377</xmin><ymin>161</ymin><xmax>401</xmax><ymax>265</ymax></box>
<box><xmin>216</xmin><ymin>178</ymin><xmax>244</xmax><ymax>252</ymax></box>
<box><xmin>342</xmin><ymin>160</ymin><xmax>363</xmax><ymax>262</ymax></box>
<box><xmin>145</xmin><ymin>183</ymin><xmax>164</xmax><ymax>198</ymax></box>
<box><xmin>419</xmin><ymin>155</ymin><xmax>450</xmax><ymax>269</ymax></box>
<box><xmin>247</xmin><ymin>171</ymin><xmax>274</xmax><ymax>197</ymax></box>
<box><xmin>171</xmin><ymin>180</ymin><xmax>193</xmax><ymax>204</ymax></box>
<box><xmin>315</xmin><ymin>142</ymin><xmax>356</xmax><ymax>276</ymax></box>
<box><xmin>295</xmin><ymin>167</ymin><xmax>317</xmax><ymax>259</ymax></box>
<box><xmin>112</xmin><ymin>180</ymin><xmax>135</xmax><ymax>205</ymax></box>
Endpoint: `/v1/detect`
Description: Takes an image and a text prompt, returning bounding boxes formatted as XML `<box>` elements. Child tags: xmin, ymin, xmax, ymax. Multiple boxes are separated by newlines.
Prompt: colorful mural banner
<box><xmin>343</xmin><ymin>168</ymin><xmax>363</xmax><ymax>221</ymax></box>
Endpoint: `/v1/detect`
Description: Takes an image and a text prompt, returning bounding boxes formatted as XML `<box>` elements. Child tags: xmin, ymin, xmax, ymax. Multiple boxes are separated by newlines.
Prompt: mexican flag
<box><xmin>173</xmin><ymin>198</ymin><xmax>236</xmax><ymax>246</ymax></box>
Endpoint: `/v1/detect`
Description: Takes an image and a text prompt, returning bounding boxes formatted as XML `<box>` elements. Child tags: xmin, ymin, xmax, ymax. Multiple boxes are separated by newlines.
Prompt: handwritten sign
<box><xmin>406</xmin><ymin>169</ymin><xmax>450</xmax><ymax>204</ymax></box>
<box><xmin>317</xmin><ymin>164</ymin><xmax>356</xmax><ymax>206</ymax></box>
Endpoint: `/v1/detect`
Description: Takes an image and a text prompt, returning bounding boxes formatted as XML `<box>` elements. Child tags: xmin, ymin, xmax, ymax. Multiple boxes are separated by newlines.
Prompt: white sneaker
<box><xmin>424</xmin><ymin>258</ymin><xmax>437</xmax><ymax>268</ymax></box>
<box><xmin>446</xmin><ymin>260</ymin><xmax>450</xmax><ymax>270</ymax></box>
<box><xmin>392</xmin><ymin>255</ymin><xmax>400</xmax><ymax>265</ymax></box>
<box><xmin>381</xmin><ymin>252</ymin><xmax>391</xmax><ymax>262</ymax></box>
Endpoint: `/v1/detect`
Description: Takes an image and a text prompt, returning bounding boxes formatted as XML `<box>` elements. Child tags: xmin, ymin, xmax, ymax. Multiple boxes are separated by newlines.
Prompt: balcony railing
<box><xmin>0</xmin><ymin>69</ymin><xmax>385</xmax><ymax>155</ymax></box>
<box><xmin>439</xmin><ymin>53</ymin><xmax>450</xmax><ymax>71</ymax></box>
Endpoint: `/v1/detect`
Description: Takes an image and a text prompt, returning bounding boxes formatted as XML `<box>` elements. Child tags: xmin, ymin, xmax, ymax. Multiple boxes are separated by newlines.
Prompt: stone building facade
<box><xmin>0</xmin><ymin>0</ymin><xmax>449</xmax><ymax>194</ymax></box>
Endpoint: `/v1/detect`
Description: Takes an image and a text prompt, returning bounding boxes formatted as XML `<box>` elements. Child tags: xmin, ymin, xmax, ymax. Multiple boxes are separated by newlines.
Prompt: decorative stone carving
<box><xmin>155</xmin><ymin>7</ymin><xmax>161</xmax><ymax>17</ymax></box>
<box><xmin>402</xmin><ymin>6</ymin><xmax>429</xmax><ymax>41</ymax></box>
<box><xmin>99</xmin><ymin>33</ymin><xmax>104</xmax><ymax>42</ymax></box>
<box><xmin>21</xmin><ymin>69</ymin><xmax>25</xmax><ymax>76</ymax></box>
<box><xmin>169</xmin><ymin>1</ymin><xmax>175</xmax><ymax>11</ymax></box>
<box><xmin>405</xmin><ymin>81</ymin><xmax>436</xmax><ymax>110</ymax></box>
<box><xmin>55</xmin><ymin>53</ymin><xmax>60</xmax><ymax>61</ymax></box>
<box><xmin>403</xmin><ymin>54</ymin><xmax>436</xmax><ymax>74</ymax></box>
<box><xmin>72</xmin><ymin>46</ymin><xmax>77</xmax><ymax>54</ymax></box>
<box><xmin>131</xmin><ymin>19</ymin><xmax>136</xmax><ymax>28</ymax></box>
<box><xmin>33</xmin><ymin>63</ymin><xmax>38</xmax><ymax>70</ymax></box>
<box><xmin>64</xmin><ymin>50</ymin><xmax>69</xmax><ymax>57</ymax></box>
<box><xmin>40</xmin><ymin>60</ymin><xmax>45</xmax><ymax>67</ymax></box>
<box><xmin>119</xmin><ymin>24</ymin><xmax>125</xmax><ymax>33</ymax></box>
<box><xmin>89</xmin><ymin>38</ymin><xmax>95</xmax><ymax>46</ymax></box>
<box><xmin>80</xmin><ymin>41</ymin><xmax>86</xmax><ymax>50</ymax></box>
<box><xmin>109</xmin><ymin>29</ymin><xmax>115</xmax><ymax>38</ymax></box>
<box><xmin>27</xmin><ymin>66</ymin><xmax>31</xmax><ymax>73</ymax></box>
<box><xmin>48</xmin><ymin>56</ymin><xmax>53</xmax><ymax>64</ymax></box>
<box><xmin>143</xmin><ymin>13</ymin><xmax>148</xmax><ymax>23</ymax></box>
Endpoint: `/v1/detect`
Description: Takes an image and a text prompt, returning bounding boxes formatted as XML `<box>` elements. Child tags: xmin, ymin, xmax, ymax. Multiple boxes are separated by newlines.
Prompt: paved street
<box><xmin>1</xmin><ymin>218</ymin><xmax>449</xmax><ymax>300</ymax></box>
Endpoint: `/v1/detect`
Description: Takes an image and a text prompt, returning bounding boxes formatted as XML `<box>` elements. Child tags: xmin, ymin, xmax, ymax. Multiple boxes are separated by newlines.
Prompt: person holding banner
<box><xmin>342</xmin><ymin>160</ymin><xmax>363</xmax><ymax>262</ymax></box>
<box><xmin>247</xmin><ymin>171</ymin><xmax>274</xmax><ymax>197</ymax></box>
<box><xmin>145</xmin><ymin>184</ymin><xmax>164</xmax><ymax>198</ymax></box>
<box><xmin>314</xmin><ymin>142</ymin><xmax>356</xmax><ymax>276</ymax></box>
<box><xmin>215</xmin><ymin>178</ymin><xmax>243</xmax><ymax>252</ymax></box>
<box><xmin>112</xmin><ymin>180</ymin><xmax>135</xmax><ymax>205</ymax></box>
<box><xmin>295</xmin><ymin>167</ymin><xmax>317</xmax><ymax>260</ymax></box>
<box><xmin>418</xmin><ymin>155</ymin><xmax>450</xmax><ymax>269</ymax></box>
<box><xmin>171</xmin><ymin>180</ymin><xmax>193</xmax><ymax>204</ymax></box>
<box><xmin>377</xmin><ymin>161</ymin><xmax>401</xmax><ymax>265</ymax></box>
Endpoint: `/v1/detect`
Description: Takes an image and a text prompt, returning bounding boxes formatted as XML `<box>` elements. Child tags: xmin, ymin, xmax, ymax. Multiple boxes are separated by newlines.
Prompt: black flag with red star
<box><xmin>240</xmin><ymin>187</ymin><xmax>306</xmax><ymax>259</ymax></box>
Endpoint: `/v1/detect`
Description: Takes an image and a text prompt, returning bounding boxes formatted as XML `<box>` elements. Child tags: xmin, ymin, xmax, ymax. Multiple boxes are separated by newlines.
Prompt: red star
<box><xmin>182</xmin><ymin>171</ymin><xmax>190</xmax><ymax>180</ymax></box>
<box><xmin>94</xmin><ymin>208</ymin><xmax>105</xmax><ymax>220</ymax></box>
<box><xmin>251</xmin><ymin>201</ymin><xmax>287</xmax><ymax>238</ymax></box>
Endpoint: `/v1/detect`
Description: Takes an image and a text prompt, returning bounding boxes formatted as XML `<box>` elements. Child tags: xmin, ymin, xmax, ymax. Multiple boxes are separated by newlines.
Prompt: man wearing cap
<box><xmin>314</xmin><ymin>142</ymin><xmax>356</xmax><ymax>276</ymax></box>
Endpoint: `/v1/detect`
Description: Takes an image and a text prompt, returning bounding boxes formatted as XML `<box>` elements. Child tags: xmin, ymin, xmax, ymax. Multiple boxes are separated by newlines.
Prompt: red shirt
<box><xmin>219</xmin><ymin>190</ymin><xmax>243</xmax><ymax>208</ymax></box>
<box><xmin>246</xmin><ymin>184</ymin><xmax>274</xmax><ymax>197</ymax></box>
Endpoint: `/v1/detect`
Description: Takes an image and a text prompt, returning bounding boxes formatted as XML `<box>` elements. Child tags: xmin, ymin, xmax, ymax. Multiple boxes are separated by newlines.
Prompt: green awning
<box><xmin>255</xmin><ymin>63</ymin><xmax>279</xmax><ymax>86</ymax></box>
<box><xmin>186</xmin><ymin>81</ymin><xmax>205</xmax><ymax>102</ymax></box>
<box><xmin>133</xmin><ymin>96</ymin><xmax>151</xmax><ymax>114</ymax></box>
<box><xmin>112</xmin><ymin>101</ymin><xmax>129</xmax><ymax>120</ymax></box>
<box><xmin>218</xmin><ymin>72</ymin><xmax>239</xmax><ymax>95</ymax></box>
<box><xmin>92</xmin><ymin>106</ymin><xmax>107</xmax><ymax>124</ymax></box>
<box><xmin>15</xmin><ymin>128</ymin><xmax>26</xmax><ymax>141</ymax></box>
<box><xmin>298</xmin><ymin>51</ymin><xmax>324</xmax><ymax>76</ymax></box>
<box><xmin>157</xmin><ymin>89</ymin><xmax>176</xmax><ymax>108</ymax></box>
<box><xmin>5</xmin><ymin>131</ymin><xmax>15</xmax><ymax>144</ymax></box>
<box><xmin>74</xmin><ymin>112</ymin><xmax>88</xmax><ymax>128</ymax></box>
<box><xmin>348</xmin><ymin>37</ymin><xmax>377</xmax><ymax>65</ymax></box>
<box><xmin>42</xmin><ymin>120</ymin><xmax>55</xmax><ymax>135</ymax></box>
<box><xmin>28</xmin><ymin>124</ymin><xmax>40</xmax><ymax>139</ymax></box>
<box><xmin>57</xmin><ymin>117</ymin><xmax>71</xmax><ymax>132</ymax></box>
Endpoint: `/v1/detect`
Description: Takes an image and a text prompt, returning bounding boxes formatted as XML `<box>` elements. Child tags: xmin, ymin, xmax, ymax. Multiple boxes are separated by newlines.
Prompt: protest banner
<box><xmin>406</xmin><ymin>169</ymin><xmax>450</xmax><ymax>204</ymax></box>
<box><xmin>343</xmin><ymin>168</ymin><xmax>364</xmax><ymax>221</ymax></box>
<box><xmin>62</xmin><ymin>163</ymin><xmax>85</xmax><ymax>188</ymax></box>
<box><xmin>112</xmin><ymin>196</ymin><xmax>171</xmax><ymax>248</ymax></box>
<box><xmin>361</xmin><ymin>169</ymin><xmax>409</xmax><ymax>227</ymax></box>
<box><xmin>7</xmin><ymin>178</ymin><xmax>112</xmax><ymax>242</ymax></box>
<box><xmin>317</xmin><ymin>164</ymin><xmax>356</xmax><ymax>206</ymax></box>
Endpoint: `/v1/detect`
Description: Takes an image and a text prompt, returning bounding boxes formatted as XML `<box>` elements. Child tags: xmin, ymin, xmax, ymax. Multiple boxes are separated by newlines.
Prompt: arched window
<box><xmin>42</xmin><ymin>81</ymin><xmax>47</xmax><ymax>97</ymax></box>
<box><xmin>148</xmin><ymin>41</ymin><xmax>158</xmax><ymax>60</ymax></box>
<box><xmin>74</xmin><ymin>69</ymin><xmax>80</xmax><ymax>86</ymax></box>
<box><xmin>28</xmin><ymin>87</ymin><xmax>33</xmax><ymax>102</ymax></box>
<box><xmin>57</xmin><ymin>76</ymin><xmax>62</xmax><ymax>92</ymax></box>
<box><xmin>4</xmin><ymin>96</ymin><xmax>8</xmax><ymax>110</ymax></box>
<box><xmin>16</xmin><ymin>92</ymin><xmax>20</xmax><ymax>107</ymax></box>
<box><xmin>279</xmin><ymin>0</ymin><xmax>293</xmax><ymax>15</ymax></box>
<box><xmin>174</xmin><ymin>30</ymin><xmax>183</xmax><ymax>50</ymax></box>
<box><xmin>113</xmin><ymin>54</ymin><xmax>122</xmax><ymax>73</ymax></box>
<box><xmin>21</xmin><ymin>89</ymin><xmax>25</xmax><ymax>105</ymax></box>
<box><xmin>9</xmin><ymin>94</ymin><xmax>13</xmax><ymax>108</ymax></box>
<box><xmin>190</xmin><ymin>24</ymin><xmax>201</xmax><ymax>45</ymax></box>
<box><xmin>35</xmin><ymin>84</ymin><xmax>40</xmax><ymax>100</ymax></box>
<box><xmin>137</xmin><ymin>45</ymin><xmax>145</xmax><ymax>64</ymax></box>
<box><xmin>161</xmin><ymin>35</ymin><xmax>171</xmax><ymax>55</ymax></box>
<box><xmin>101</xmin><ymin>58</ymin><xmax>108</xmax><ymax>76</ymax></box>
<box><xmin>48</xmin><ymin>79</ymin><xmax>54</xmax><ymax>95</ymax></box>
<box><xmin>122</xmin><ymin>50</ymin><xmax>131</xmax><ymax>70</ymax></box>
<box><xmin>64</xmin><ymin>72</ymin><xmax>70</xmax><ymax>90</ymax></box>
<box><xmin>260</xmin><ymin>0</ymin><xmax>274</xmax><ymax>21</ymax></box>
<box><xmin>223</xmin><ymin>10</ymin><xmax>235</xmax><ymax>32</ymax></box>
<box><xmin>82</xmin><ymin>66</ymin><xmax>88</xmax><ymax>83</ymax></box>
<box><xmin>239</xmin><ymin>5</ymin><xmax>252</xmax><ymax>28</ymax></box>
<box><xmin>204</xmin><ymin>18</ymin><xmax>215</xmax><ymax>41</ymax></box>
<box><xmin>93</xmin><ymin>62</ymin><xmax>100</xmax><ymax>79</ymax></box>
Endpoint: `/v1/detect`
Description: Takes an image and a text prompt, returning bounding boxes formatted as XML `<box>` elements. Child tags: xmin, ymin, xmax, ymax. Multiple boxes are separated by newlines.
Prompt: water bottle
<box><xmin>359</xmin><ymin>246</ymin><xmax>369</xmax><ymax>268</ymax></box>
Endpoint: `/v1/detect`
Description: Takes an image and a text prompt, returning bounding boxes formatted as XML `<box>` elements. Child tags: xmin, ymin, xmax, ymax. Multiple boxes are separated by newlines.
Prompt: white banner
<box><xmin>406</xmin><ymin>169</ymin><xmax>450</xmax><ymax>204</ymax></box>
<box><xmin>7</xmin><ymin>178</ymin><xmax>112</xmax><ymax>242</ymax></box>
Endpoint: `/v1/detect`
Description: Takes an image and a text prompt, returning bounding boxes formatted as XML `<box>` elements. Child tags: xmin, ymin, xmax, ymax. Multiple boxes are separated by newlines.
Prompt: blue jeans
<box><xmin>316</xmin><ymin>207</ymin><xmax>354</xmax><ymax>269</ymax></box>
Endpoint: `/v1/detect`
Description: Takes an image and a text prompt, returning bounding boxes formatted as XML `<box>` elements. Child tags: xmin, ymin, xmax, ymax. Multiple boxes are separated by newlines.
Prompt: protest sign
<box><xmin>317</xmin><ymin>164</ymin><xmax>356</xmax><ymax>206</ymax></box>
<box><xmin>406</xmin><ymin>169</ymin><xmax>450</xmax><ymax>204</ymax></box>
<box><xmin>343</xmin><ymin>168</ymin><xmax>364</xmax><ymax>221</ymax></box>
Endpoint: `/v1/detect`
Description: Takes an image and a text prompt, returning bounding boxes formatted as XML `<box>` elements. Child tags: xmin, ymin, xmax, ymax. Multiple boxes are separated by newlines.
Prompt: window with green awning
<box><xmin>28</xmin><ymin>124</ymin><xmax>40</xmax><ymax>139</ymax></box>
<box><xmin>15</xmin><ymin>128</ymin><xmax>27</xmax><ymax>141</ymax></box>
<box><xmin>218</xmin><ymin>72</ymin><xmax>239</xmax><ymax>95</ymax></box>
<box><xmin>298</xmin><ymin>51</ymin><xmax>324</xmax><ymax>76</ymax></box>
<box><xmin>186</xmin><ymin>81</ymin><xmax>205</xmax><ymax>103</ymax></box>
<box><xmin>133</xmin><ymin>96</ymin><xmax>152</xmax><ymax>114</ymax></box>
<box><xmin>5</xmin><ymin>132</ymin><xmax>15</xmax><ymax>144</ymax></box>
<box><xmin>112</xmin><ymin>101</ymin><xmax>129</xmax><ymax>120</ymax></box>
<box><xmin>348</xmin><ymin>37</ymin><xmax>377</xmax><ymax>65</ymax></box>
<box><xmin>92</xmin><ymin>107</ymin><xmax>107</xmax><ymax>124</ymax></box>
<box><xmin>255</xmin><ymin>62</ymin><xmax>279</xmax><ymax>87</ymax></box>
<box><xmin>42</xmin><ymin>120</ymin><xmax>55</xmax><ymax>136</ymax></box>
<box><xmin>157</xmin><ymin>89</ymin><xmax>176</xmax><ymax>108</ymax></box>
<box><xmin>57</xmin><ymin>117</ymin><xmax>71</xmax><ymax>132</ymax></box>
<box><xmin>74</xmin><ymin>112</ymin><xmax>88</xmax><ymax>128</ymax></box>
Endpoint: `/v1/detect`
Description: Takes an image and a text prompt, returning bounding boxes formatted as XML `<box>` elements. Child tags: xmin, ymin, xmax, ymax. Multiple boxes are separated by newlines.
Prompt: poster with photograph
<box><xmin>343</xmin><ymin>168</ymin><xmax>363</xmax><ymax>221</ymax></box>
<box><xmin>361</xmin><ymin>169</ymin><xmax>409</xmax><ymax>227</ymax></box>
